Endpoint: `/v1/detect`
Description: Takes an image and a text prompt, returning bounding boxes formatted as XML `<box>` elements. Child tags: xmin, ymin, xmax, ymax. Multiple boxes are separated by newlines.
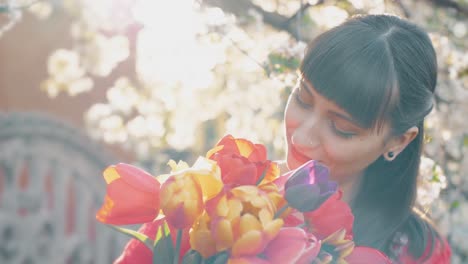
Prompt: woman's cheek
<box><xmin>285</xmin><ymin>104</ymin><xmax>304</xmax><ymax>128</ymax></box>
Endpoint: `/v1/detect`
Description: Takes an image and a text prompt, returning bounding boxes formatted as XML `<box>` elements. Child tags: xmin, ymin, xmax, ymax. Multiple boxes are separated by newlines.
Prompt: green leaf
<box><xmin>153</xmin><ymin>224</ymin><xmax>175</xmax><ymax>264</ymax></box>
<box><xmin>181</xmin><ymin>250</ymin><xmax>202</xmax><ymax>264</ymax></box>
<box><xmin>109</xmin><ymin>225</ymin><xmax>154</xmax><ymax>250</ymax></box>
<box><xmin>174</xmin><ymin>229</ymin><xmax>183</xmax><ymax>264</ymax></box>
<box><xmin>154</xmin><ymin>220</ymin><xmax>172</xmax><ymax>246</ymax></box>
<box><xmin>211</xmin><ymin>251</ymin><xmax>229</xmax><ymax>264</ymax></box>
<box><xmin>204</xmin><ymin>251</ymin><xmax>229</xmax><ymax>264</ymax></box>
<box><xmin>451</xmin><ymin>200</ymin><xmax>460</xmax><ymax>210</ymax></box>
<box><xmin>464</xmin><ymin>135</ymin><xmax>468</xmax><ymax>147</ymax></box>
<box><xmin>267</xmin><ymin>53</ymin><xmax>300</xmax><ymax>73</ymax></box>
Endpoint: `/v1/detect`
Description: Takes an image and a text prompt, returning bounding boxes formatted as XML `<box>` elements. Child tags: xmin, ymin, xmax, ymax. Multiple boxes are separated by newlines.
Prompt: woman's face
<box><xmin>284</xmin><ymin>76</ymin><xmax>392</xmax><ymax>184</ymax></box>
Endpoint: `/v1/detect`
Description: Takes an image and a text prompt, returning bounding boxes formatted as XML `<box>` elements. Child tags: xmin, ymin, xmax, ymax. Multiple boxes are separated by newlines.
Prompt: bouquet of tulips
<box><xmin>96</xmin><ymin>135</ymin><xmax>392</xmax><ymax>264</ymax></box>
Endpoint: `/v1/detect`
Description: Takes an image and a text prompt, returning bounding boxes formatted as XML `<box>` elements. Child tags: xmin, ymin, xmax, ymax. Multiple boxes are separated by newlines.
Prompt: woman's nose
<box><xmin>291</xmin><ymin>117</ymin><xmax>321</xmax><ymax>149</ymax></box>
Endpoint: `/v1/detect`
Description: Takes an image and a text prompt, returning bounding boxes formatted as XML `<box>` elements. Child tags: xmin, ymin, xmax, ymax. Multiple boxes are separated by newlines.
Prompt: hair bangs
<box><xmin>301</xmin><ymin>32</ymin><xmax>399</xmax><ymax>133</ymax></box>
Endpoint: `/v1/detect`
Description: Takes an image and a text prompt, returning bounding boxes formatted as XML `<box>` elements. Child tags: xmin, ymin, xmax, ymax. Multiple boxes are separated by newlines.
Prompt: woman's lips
<box><xmin>290</xmin><ymin>145</ymin><xmax>312</xmax><ymax>164</ymax></box>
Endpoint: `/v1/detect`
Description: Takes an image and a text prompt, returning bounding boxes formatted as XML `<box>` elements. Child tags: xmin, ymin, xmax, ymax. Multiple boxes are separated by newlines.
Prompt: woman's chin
<box><xmin>286</xmin><ymin>155</ymin><xmax>304</xmax><ymax>170</ymax></box>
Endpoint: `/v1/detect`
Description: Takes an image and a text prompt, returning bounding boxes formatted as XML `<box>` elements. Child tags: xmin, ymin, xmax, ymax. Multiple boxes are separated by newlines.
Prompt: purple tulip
<box><xmin>284</xmin><ymin>160</ymin><xmax>338</xmax><ymax>212</ymax></box>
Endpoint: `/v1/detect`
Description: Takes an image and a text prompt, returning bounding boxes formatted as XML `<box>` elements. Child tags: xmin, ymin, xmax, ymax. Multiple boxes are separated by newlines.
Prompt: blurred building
<box><xmin>0</xmin><ymin>10</ymin><xmax>133</xmax><ymax>263</ymax></box>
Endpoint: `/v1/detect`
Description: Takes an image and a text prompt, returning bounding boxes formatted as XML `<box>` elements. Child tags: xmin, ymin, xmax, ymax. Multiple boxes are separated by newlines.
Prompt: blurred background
<box><xmin>0</xmin><ymin>0</ymin><xmax>466</xmax><ymax>263</ymax></box>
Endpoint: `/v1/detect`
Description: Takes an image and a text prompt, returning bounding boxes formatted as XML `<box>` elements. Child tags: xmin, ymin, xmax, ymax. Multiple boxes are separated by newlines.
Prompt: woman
<box><xmin>282</xmin><ymin>14</ymin><xmax>450</xmax><ymax>262</ymax></box>
<box><xmin>114</xmin><ymin>14</ymin><xmax>451</xmax><ymax>263</ymax></box>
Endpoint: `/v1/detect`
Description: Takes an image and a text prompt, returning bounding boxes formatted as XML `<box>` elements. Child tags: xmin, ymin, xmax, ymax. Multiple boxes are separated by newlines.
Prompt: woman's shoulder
<box><xmin>391</xmin><ymin>216</ymin><xmax>451</xmax><ymax>263</ymax></box>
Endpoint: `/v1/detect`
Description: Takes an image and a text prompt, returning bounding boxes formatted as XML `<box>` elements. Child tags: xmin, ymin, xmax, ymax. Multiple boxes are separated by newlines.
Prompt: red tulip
<box><xmin>227</xmin><ymin>257</ymin><xmax>270</xmax><ymax>264</ymax></box>
<box><xmin>207</xmin><ymin>134</ymin><xmax>268</xmax><ymax>162</ymax></box>
<box><xmin>113</xmin><ymin>218</ymin><xmax>164</xmax><ymax>264</ymax></box>
<box><xmin>206</xmin><ymin>135</ymin><xmax>280</xmax><ymax>186</ymax></box>
<box><xmin>113</xmin><ymin>218</ymin><xmax>191</xmax><ymax>264</ymax></box>
<box><xmin>262</xmin><ymin>227</ymin><xmax>321</xmax><ymax>264</ymax></box>
<box><xmin>303</xmin><ymin>190</ymin><xmax>354</xmax><ymax>240</ymax></box>
<box><xmin>345</xmin><ymin>246</ymin><xmax>392</xmax><ymax>264</ymax></box>
<box><xmin>96</xmin><ymin>163</ymin><xmax>161</xmax><ymax>225</ymax></box>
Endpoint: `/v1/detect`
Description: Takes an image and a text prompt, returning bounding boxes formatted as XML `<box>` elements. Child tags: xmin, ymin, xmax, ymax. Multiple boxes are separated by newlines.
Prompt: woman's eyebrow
<box><xmin>300</xmin><ymin>79</ymin><xmax>314</xmax><ymax>97</ymax></box>
<box><xmin>301</xmin><ymin>78</ymin><xmax>364</xmax><ymax>127</ymax></box>
<box><xmin>328</xmin><ymin>112</ymin><xmax>362</xmax><ymax>127</ymax></box>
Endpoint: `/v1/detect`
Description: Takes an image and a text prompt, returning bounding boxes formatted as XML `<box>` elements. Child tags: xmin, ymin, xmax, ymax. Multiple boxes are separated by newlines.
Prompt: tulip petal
<box><xmin>113</xmin><ymin>218</ymin><xmax>164</xmax><ymax>264</ymax></box>
<box><xmin>231</xmin><ymin>230</ymin><xmax>265</xmax><ymax>257</ymax></box>
<box><xmin>189</xmin><ymin>228</ymin><xmax>217</xmax><ymax>259</ymax></box>
<box><xmin>263</xmin><ymin>227</ymin><xmax>320</xmax><ymax>264</ymax></box>
<box><xmin>304</xmin><ymin>191</ymin><xmax>354</xmax><ymax>240</ymax></box>
<box><xmin>96</xmin><ymin>194</ymin><xmax>158</xmax><ymax>225</ymax></box>
<box><xmin>285</xmin><ymin>161</ymin><xmax>316</xmax><ymax>189</ymax></box>
<box><xmin>206</xmin><ymin>144</ymin><xmax>224</xmax><ymax>159</ymax></box>
<box><xmin>262</xmin><ymin>219</ymin><xmax>284</xmax><ymax>240</ymax></box>
<box><xmin>191</xmin><ymin>157</ymin><xmax>223</xmax><ymax>199</ymax></box>
<box><xmin>103</xmin><ymin>166</ymin><xmax>120</xmax><ymax>184</ymax></box>
<box><xmin>212</xmin><ymin>135</ymin><xmax>267</xmax><ymax>162</ymax></box>
<box><xmin>235</xmin><ymin>138</ymin><xmax>257</xmax><ymax>159</ymax></box>
<box><xmin>160</xmin><ymin>174</ymin><xmax>204</xmax><ymax>229</ymax></box>
<box><xmin>115</xmin><ymin>163</ymin><xmax>160</xmax><ymax>194</ymax></box>
<box><xmin>97</xmin><ymin>165</ymin><xmax>160</xmax><ymax>225</ymax></box>
<box><xmin>285</xmin><ymin>184</ymin><xmax>321</xmax><ymax>212</ymax></box>
<box><xmin>262</xmin><ymin>162</ymin><xmax>281</xmax><ymax>183</ymax></box>
<box><xmin>240</xmin><ymin>214</ymin><xmax>262</xmax><ymax>236</ymax></box>
<box><xmin>228</xmin><ymin>257</ymin><xmax>270</xmax><ymax>264</ymax></box>
<box><xmin>223</xmin><ymin>160</ymin><xmax>258</xmax><ymax>185</ymax></box>
<box><xmin>345</xmin><ymin>247</ymin><xmax>392</xmax><ymax>264</ymax></box>
<box><xmin>213</xmin><ymin>219</ymin><xmax>234</xmax><ymax>251</ymax></box>
<box><xmin>237</xmin><ymin>140</ymin><xmax>267</xmax><ymax>162</ymax></box>
<box><xmin>207</xmin><ymin>135</ymin><xmax>278</xmax><ymax>186</ymax></box>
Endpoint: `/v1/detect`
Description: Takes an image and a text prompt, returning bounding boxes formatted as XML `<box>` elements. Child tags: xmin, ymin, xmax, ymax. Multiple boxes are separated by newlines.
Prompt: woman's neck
<box><xmin>339</xmin><ymin>174</ymin><xmax>363</xmax><ymax>204</ymax></box>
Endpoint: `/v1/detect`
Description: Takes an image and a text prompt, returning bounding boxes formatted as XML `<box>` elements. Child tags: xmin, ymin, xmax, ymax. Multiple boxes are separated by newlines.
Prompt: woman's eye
<box><xmin>330</xmin><ymin>121</ymin><xmax>356</xmax><ymax>139</ymax></box>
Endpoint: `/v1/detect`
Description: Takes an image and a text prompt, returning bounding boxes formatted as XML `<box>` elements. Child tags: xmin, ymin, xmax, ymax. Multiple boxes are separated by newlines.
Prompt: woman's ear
<box><xmin>383</xmin><ymin>126</ymin><xmax>419</xmax><ymax>161</ymax></box>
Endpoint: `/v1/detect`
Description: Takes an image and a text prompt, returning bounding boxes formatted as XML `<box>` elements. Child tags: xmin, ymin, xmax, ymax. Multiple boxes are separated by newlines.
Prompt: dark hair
<box><xmin>300</xmin><ymin>14</ymin><xmax>443</xmax><ymax>259</ymax></box>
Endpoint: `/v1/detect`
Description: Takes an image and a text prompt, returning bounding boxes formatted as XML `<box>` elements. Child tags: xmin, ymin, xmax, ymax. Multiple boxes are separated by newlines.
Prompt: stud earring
<box><xmin>384</xmin><ymin>151</ymin><xmax>395</xmax><ymax>161</ymax></box>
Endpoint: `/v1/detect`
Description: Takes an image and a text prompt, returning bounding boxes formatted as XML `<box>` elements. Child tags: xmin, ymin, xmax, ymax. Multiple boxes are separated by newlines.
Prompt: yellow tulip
<box><xmin>160</xmin><ymin>173</ymin><xmax>204</xmax><ymax>229</ymax></box>
<box><xmin>189</xmin><ymin>212</ymin><xmax>217</xmax><ymax>258</ymax></box>
<box><xmin>202</xmin><ymin>185</ymin><xmax>284</xmax><ymax>258</ymax></box>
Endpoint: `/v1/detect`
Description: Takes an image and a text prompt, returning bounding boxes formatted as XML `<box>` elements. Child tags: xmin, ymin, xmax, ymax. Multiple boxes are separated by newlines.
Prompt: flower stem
<box><xmin>296</xmin><ymin>222</ymin><xmax>307</xmax><ymax>228</ymax></box>
<box><xmin>173</xmin><ymin>229</ymin><xmax>183</xmax><ymax>264</ymax></box>
<box><xmin>274</xmin><ymin>204</ymin><xmax>289</xmax><ymax>219</ymax></box>
<box><xmin>255</xmin><ymin>167</ymin><xmax>268</xmax><ymax>185</ymax></box>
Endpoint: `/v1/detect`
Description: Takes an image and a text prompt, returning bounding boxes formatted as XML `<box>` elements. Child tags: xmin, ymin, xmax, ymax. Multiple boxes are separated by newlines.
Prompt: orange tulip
<box><xmin>160</xmin><ymin>173</ymin><xmax>204</xmax><ymax>229</ymax></box>
<box><xmin>96</xmin><ymin>163</ymin><xmax>160</xmax><ymax>225</ymax></box>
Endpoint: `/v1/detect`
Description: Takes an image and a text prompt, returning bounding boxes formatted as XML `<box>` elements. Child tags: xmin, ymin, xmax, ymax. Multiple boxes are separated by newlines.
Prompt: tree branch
<box><xmin>431</xmin><ymin>0</ymin><xmax>468</xmax><ymax>16</ymax></box>
<box><xmin>392</xmin><ymin>0</ymin><xmax>411</xmax><ymax>18</ymax></box>
<box><xmin>203</xmin><ymin>0</ymin><xmax>320</xmax><ymax>41</ymax></box>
